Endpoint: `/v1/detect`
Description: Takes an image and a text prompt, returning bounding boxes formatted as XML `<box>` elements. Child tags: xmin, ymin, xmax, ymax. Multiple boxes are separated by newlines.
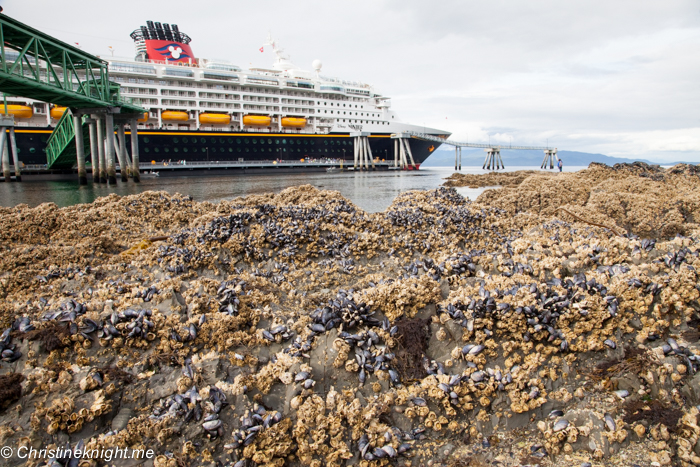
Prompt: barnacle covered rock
<box><xmin>1</xmin><ymin>171</ymin><xmax>699</xmax><ymax>466</ymax></box>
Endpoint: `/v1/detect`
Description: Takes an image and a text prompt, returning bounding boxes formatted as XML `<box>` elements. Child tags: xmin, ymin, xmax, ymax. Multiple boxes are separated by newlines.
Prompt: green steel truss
<box><xmin>0</xmin><ymin>13</ymin><xmax>141</xmax><ymax>110</ymax></box>
<box><xmin>0</xmin><ymin>13</ymin><xmax>144</xmax><ymax>168</ymax></box>
<box><xmin>1</xmin><ymin>14</ymin><xmax>109</xmax><ymax>107</ymax></box>
<box><xmin>46</xmin><ymin>109</ymin><xmax>91</xmax><ymax>169</ymax></box>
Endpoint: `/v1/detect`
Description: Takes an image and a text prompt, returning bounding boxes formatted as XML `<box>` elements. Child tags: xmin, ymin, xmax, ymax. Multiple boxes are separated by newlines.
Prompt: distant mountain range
<box><xmin>420</xmin><ymin>148</ymin><xmax>687</xmax><ymax>167</ymax></box>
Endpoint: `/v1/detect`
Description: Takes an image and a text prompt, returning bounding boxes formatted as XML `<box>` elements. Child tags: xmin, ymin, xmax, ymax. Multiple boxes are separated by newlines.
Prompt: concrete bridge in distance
<box><xmin>393</xmin><ymin>130</ymin><xmax>560</xmax><ymax>171</ymax></box>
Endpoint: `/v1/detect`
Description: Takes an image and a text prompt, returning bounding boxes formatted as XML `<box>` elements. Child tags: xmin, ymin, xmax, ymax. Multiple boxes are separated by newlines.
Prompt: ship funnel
<box><xmin>154</xmin><ymin>22</ymin><xmax>165</xmax><ymax>40</ymax></box>
<box><xmin>130</xmin><ymin>21</ymin><xmax>195</xmax><ymax>63</ymax></box>
<box><xmin>172</xmin><ymin>24</ymin><xmax>182</xmax><ymax>42</ymax></box>
<box><xmin>146</xmin><ymin>20</ymin><xmax>156</xmax><ymax>40</ymax></box>
<box><xmin>163</xmin><ymin>23</ymin><xmax>174</xmax><ymax>41</ymax></box>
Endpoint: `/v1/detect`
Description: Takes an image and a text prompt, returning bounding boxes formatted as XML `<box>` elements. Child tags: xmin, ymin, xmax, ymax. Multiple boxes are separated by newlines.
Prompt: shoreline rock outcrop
<box><xmin>0</xmin><ymin>164</ymin><xmax>698</xmax><ymax>466</ymax></box>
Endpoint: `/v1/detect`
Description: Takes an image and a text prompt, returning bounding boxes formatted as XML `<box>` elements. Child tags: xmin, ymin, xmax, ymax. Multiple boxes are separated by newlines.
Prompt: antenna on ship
<box><xmin>265</xmin><ymin>34</ymin><xmax>299</xmax><ymax>71</ymax></box>
<box><xmin>265</xmin><ymin>34</ymin><xmax>287</xmax><ymax>60</ymax></box>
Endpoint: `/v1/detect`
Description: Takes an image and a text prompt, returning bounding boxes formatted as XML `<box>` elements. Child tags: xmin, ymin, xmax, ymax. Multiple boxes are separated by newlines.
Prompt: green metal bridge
<box><xmin>0</xmin><ymin>13</ymin><xmax>145</xmax><ymax>183</ymax></box>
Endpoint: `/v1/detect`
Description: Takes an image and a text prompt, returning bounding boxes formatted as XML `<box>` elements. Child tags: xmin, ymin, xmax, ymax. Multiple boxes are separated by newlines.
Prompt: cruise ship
<box><xmin>6</xmin><ymin>21</ymin><xmax>449</xmax><ymax>169</ymax></box>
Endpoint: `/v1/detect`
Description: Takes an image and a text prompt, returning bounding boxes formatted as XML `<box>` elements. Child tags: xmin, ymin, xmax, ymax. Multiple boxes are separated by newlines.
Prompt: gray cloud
<box><xmin>6</xmin><ymin>0</ymin><xmax>699</xmax><ymax>161</ymax></box>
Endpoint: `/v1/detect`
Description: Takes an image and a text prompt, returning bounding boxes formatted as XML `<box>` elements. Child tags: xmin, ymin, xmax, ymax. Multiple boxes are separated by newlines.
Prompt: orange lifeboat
<box><xmin>242</xmin><ymin>115</ymin><xmax>271</xmax><ymax>126</ymax></box>
<box><xmin>50</xmin><ymin>106</ymin><xmax>67</xmax><ymax>119</ymax></box>
<box><xmin>161</xmin><ymin>111</ymin><xmax>189</xmax><ymax>122</ymax></box>
<box><xmin>5</xmin><ymin>105</ymin><xmax>33</xmax><ymax>119</ymax></box>
<box><xmin>281</xmin><ymin>117</ymin><xmax>306</xmax><ymax>128</ymax></box>
<box><xmin>137</xmin><ymin>112</ymin><xmax>149</xmax><ymax>122</ymax></box>
<box><xmin>199</xmin><ymin>113</ymin><xmax>231</xmax><ymax>125</ymax></box>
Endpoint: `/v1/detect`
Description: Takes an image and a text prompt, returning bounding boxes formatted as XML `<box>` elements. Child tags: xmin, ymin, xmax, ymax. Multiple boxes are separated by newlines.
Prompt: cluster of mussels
<box><xmin>225</xmin><ymin>404</ymin><xmax>283</xmax><ymax>450</ymax></box>
<box><xmin>0</xmin><ymin>327</ymin><xmax>21</xmax><ymax>362</ymax></box>
<box><xmin>217</xmin><ymin>279</ymin><xmax>246</xmax><ymax>316</ymax></box>
<box><xmin>99</xmin><ymin>309</ymin><xmax>156</xmax><ymax>342</ymax></box>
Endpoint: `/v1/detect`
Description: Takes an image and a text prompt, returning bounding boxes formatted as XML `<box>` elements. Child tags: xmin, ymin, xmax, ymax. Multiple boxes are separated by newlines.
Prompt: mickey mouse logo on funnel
<box><xmin>169</xmin><ymin>46</ymin><xmax>183</xmax><ymax>59</ymax></box>
<box><xmin>153</xmin><ymin>43</ymin><xmax>191</xmax><ymax>61</ymax></box>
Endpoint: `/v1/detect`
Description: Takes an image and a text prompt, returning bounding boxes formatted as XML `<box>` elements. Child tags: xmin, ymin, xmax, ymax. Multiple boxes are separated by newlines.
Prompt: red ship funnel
<box><xmin>131</xmin><ymin>21</ymin><xmax>195</xmax><ymax>64</ymax></box>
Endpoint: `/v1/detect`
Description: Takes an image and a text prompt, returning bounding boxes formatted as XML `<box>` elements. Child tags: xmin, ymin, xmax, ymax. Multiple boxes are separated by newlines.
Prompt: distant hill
<box><xmin>421</xmin><ymin>148</ymin><xmax>660</xmax><ymax>167</ymax></box>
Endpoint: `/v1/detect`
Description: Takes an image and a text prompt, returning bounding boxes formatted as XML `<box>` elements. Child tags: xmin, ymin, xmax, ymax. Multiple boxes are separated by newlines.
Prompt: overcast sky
<box><xmin>6</xmin><ymin>0</ymin><xmax>700</xmax><ymax>162</ymax></box>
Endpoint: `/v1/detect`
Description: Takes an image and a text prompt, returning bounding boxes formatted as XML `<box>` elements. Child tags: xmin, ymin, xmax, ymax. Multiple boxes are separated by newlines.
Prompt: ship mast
<box><xmin>265</xmin><ymin>34</ymin><xmax>298</xmax><ymax>71</ymax></box>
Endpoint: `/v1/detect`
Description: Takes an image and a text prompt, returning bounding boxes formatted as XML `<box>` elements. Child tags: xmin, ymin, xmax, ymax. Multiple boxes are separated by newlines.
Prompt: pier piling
<box><xmin>364</xmin><ymin>137</ymin><xmax>376</xmax><ymax>171</ymax></box>
<box><xmin>359</xmin><ymin>137</ymin><xmax>366</xmax><ymax>170</ymax></box>
<box><xmin>130</xmin><ymin>119</ymin><xmax>140</xmax><ymax>183</ymax></box>
<box><xmin>104</xmin><ymin>113</ymin><xmax>117</xmax><ymax>185</ymax></box>
<box><xmin>0</xmin><ymin>116</ymin><xmax>18</xmax><ymax>181</ymax></box>
<box><xmin>483</xmin><ymin>148</ymin><xmax>503</xmax><ymax>171</ymax></box>
<box><xmin>352</xmin><ymin>132</ymin><xmax>374</xmax><ymax>171</ymax></box>
<box><xmin>541</xmin><ymin>149</ymin><xmax>558</xmax><ymax>170</ymax></box>
<box><xmin>366</xmin><ymin>139</ymin><xmax>371</xmax><ymax>169</ymax></box>
<box><xmin>397</xmin><ymin>137</ymin><xmax>406</xmax><ymax>169</ymax></box>
<box><xmin>402</xmin><ymin>138</ymin><xmax>416</xmax><ymax>169</ymax></box>
<box><xmin>0</xmin><ymin>128</ymin><xmax>9</xmax><ymax>181</ymax></box>
<box><xmin>113</xmin><ymin>125</ymin><xmax>126</xmax><ymax>181</ymax></box>
<box><xmin>361</xmin><ymin>139</ymin><xmax>366</xmax><ymax>170</ymax></box>
<box><xmin>73</xmin><ymin>114</ymin><xmax>87</xmax><ymax>185</ymax></box>
<box><xmin>394</xmin><ymin>139</ymin><xmax>399</xmax><ymax>168</ymax></box>
<box><xmin>95</xmin><ymin>116</ymin><xmax>107</xmax><ymax>183</ymax></box>
<box><xmin>9</xmin><ymin>128</ymin><xmax>20</xmax><ymax>181</ymax></box>
<box><xmin>353</xmin><ymin>136</ymin><xmax>358</xmax><ymax>170</ymax></box>
<box><xmin>87</xmin><ymin>119</ymin><xmax>100</xmax><ymax>183</ymax></box>
<box><xmin>116</xmin><ymin>124</ymin><xmax>129</xmax><ymax>181</ymax></box>
<box><xmin>402</xmin><ymin>139</ymin><xmax>408</xmax><ymax>168</ymax></box>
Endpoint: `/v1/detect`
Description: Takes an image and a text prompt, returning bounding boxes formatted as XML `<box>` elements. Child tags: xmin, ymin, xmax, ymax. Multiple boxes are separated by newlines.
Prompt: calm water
<box><xmin>0</xmin><ymin>166</ymin><xmax>587</xmax><ymax>213</ymax></box>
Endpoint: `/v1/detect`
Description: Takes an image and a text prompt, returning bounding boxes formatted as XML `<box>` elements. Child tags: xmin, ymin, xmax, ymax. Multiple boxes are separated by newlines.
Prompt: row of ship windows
<box><xmin>0</xmin><ymin>146</ymin><xmax>359</xmax><ymax>155</ymax></box>
<box><xmin>123</xmin><ymin>89</ymin><xmax>372</xmax><ymax>112</ymax></box>
<box><xmin>118</xmin><ymin>77</ymin><xmax>366</xmax><ymax>99</ymax></box>
<box><xmin>134</xmin><ymin>100</ymin><xmax>314</xmax><ymax>111</ymax></box>
<box><xmin>118</xmin><ymin>75</ymin><xmax>370</xmax><ymax>98</ymax></box>
<box><xmin>142</xmin><ymin>137</ymin><xmax>356</xmax><ymax>145</ymax></box>
<box><xmin>20</xmin><ymin>137</ymin><xmax>387</xmax><ymax>154</ymax></box>
<box><xmin>130</xmin><ymin>100</ymin><xmax>380</xmax><ymax>119</ymax></box>
<box><xmin>127</xmin><ymin>90</ymin><xmax>290</xmax><ymax>103</ymax></box>
<box><xmin>116</xmin><ymin>79</ymin><xmax>370</xmax><ymax>103</ymax></box>
<box><xmin>152</xmin><ymin>100</ymin><xmax>241</xmax><ymax>108</ymax></box>
<box><xmin>323</xmin><ymin>110</ymin><xmax>378</xmax><ymax>117</ymax></box>
<box><xmin>323</xmin><ymin>102</ymin><xmax>367</xmax><ymax>109</ymax></box>
<box><xmin>111</xmin><ymin>64</ymin><xmax>371</xmax><ymax>94</ymax></box>
<box><xmin>142</xmin><ymin>146</ymin><xmax>351</xmax><ymax>154</ymax></box>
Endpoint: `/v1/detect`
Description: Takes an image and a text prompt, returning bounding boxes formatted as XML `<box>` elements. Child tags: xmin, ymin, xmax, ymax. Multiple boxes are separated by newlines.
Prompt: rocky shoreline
<box><xmin>0</xmin><ymin>162</ymin><xmax>699</xmax><ymax>467</ymax></box>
